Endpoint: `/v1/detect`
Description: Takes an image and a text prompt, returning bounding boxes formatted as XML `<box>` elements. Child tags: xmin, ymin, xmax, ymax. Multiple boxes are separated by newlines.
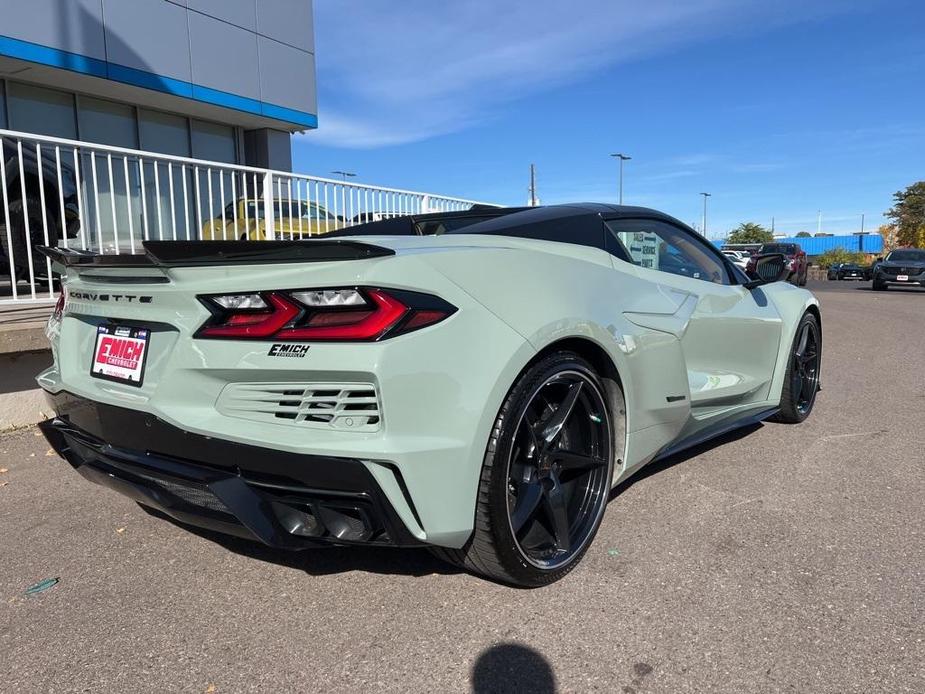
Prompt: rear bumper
<box><xmin>40</xmin><ymin>391</ymin><xmax>423</xmax><ymax>549</ymax></box>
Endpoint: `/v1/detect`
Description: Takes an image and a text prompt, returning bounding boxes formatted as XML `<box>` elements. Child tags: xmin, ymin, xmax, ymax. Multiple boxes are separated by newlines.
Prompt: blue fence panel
<box><xmin>715</xmin><ymin>234</ymin><xmax>883</xmax><ymax>255</ymax></box>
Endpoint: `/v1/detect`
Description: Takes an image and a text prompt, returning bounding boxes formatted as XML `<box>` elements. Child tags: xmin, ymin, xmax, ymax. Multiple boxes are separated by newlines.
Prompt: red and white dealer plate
<box><xmin>90</xmin><ymin>324</ymin><xmax>150</xmax><ymax>387</ymax></box>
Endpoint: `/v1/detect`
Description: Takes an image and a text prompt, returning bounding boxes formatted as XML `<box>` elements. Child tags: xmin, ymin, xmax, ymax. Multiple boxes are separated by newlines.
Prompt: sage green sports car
<box><xmin>37</xmin><ymin>204</ymin><xmax>821</xmax><ymax>587</ymax></box>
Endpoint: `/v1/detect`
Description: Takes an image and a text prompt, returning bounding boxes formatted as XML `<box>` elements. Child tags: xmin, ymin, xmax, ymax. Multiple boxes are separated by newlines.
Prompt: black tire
<box><xmin>773</xmin><ymin>312</ymin><xmax>821</xmax><ymax>424</ymax></box>
<box><xmin>7</xmin><ymin>197</ymin><xmax>59</xmax><ymax>283</ymax></box>
<box><xmin>872</xmin><ymin>279</ymin><xmax>887</xmax><ymax>291</ymax></box>
<box><xmin>430</xmin><ymin>351</ymin><xmax>617</xmax><ymax>587</ymax></box>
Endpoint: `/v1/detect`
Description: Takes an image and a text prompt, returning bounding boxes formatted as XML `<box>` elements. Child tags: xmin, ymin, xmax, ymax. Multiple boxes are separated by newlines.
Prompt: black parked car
<box><xmin>872</xmin><ymin>248</ymin><xmax>925</xmax><ymax>290</ymax></box>
<box><xmin>834</xmin><ymin>262</ymin><xmax>868</xmax><ymax>281</ymax></box>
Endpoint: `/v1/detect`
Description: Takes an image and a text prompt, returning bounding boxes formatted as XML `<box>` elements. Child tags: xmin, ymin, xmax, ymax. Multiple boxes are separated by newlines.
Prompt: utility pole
<box><xmin>610</xmin><ymin>153</ymin><xmax>631</xmax><ymax>205</ymax></box>
<box><xmin>528</xmin><ymin>164</ymin><xmax>538</xmax><ymax>207</ymax></box>
<box><xmin>331</xmin><ymin>170</ymin><xmax>356</xmax><ymax>183</ymax></box>
<box><xmin>771</xmin><ymin>216</ymin><xmax>775</xmax><ymax>234</ymax></box>
<box><xmin>700</xmin><ymin>192</ymin><xmax>711</xmax><ymax>237</ymax></box>
<box><xmin>817</xmin><ymin>210</ymin><xmax>822</xmax><ymax>236</ymax></box>
<box><xmin>860</xmin><ymin>213</ymin><xmax>865</xmax><ymax>235</ymax></box>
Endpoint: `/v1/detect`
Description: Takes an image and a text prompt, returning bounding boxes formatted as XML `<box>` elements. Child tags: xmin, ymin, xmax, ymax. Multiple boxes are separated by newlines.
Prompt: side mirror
<box><xmin>744</xmin><ymin>253</ymin><xmax>789</xmax><ymax>289</ymax></box>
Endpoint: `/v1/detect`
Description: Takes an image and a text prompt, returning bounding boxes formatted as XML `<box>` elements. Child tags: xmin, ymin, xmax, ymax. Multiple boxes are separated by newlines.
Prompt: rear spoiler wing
<box><xmin>36</xmin><ymin>240</ymin><xmax>395</xmax><ymax>269</ymax></box>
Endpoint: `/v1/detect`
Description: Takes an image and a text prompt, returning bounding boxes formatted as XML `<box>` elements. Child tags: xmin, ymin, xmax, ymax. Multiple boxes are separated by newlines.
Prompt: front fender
<box><xmin>762</xmin><ymin>284</ymin><xmax>821</xmax><ymax>403</ymax></box>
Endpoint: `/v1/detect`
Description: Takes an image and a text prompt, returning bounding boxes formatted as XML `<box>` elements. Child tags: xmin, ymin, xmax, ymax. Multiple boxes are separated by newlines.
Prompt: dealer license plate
<box><xmin>897</xmin><ymin>275</ymin><xmax>909</xmax><ymax>281</ymax></box>
<box><xmin>90</xmin><ymin>324</ymin><xmax>150</xmax><ymax>386</ymax></box>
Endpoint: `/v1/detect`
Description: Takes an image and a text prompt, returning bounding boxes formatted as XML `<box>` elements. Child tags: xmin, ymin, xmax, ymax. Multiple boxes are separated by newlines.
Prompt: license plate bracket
<box><xmin>90</xmin><ymin>324</ymin><xmax>150</xmax><ymax>387</ymax></box>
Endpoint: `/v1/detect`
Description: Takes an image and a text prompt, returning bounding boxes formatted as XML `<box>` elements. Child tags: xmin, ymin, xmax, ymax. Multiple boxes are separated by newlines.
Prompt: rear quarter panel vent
<box><xmin>217</xmin><ymin>382</ymin><xmax>381</xmax><ymax>432</ymax></box>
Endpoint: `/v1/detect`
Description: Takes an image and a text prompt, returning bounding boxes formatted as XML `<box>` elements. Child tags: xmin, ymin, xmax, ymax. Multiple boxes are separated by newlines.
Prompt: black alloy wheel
<box><xmin>774</xmin><ymin>312</ymin><xmax>821</xmax><ymax>423</ymax></box>
<box><xmin>430</xmin><ymin>351</ymin><xmax>618</xmax><ymax>587</ymax></box>
<box><xmin>505</xmin><ymin>370</ymin><xmax>611</xmax><ymax>570</ymax></box>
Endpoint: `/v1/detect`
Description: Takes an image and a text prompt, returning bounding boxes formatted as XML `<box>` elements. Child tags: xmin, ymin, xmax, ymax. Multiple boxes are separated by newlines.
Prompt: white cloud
<box><xmin>300</xmin><ymin>0</ymin><xmax>871</xmax><ymax>149</ymax></box>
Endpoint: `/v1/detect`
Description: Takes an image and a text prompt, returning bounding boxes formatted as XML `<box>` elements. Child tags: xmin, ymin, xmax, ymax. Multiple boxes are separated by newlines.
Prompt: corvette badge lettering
<box><xmin>69</xmin><ymin>291</ymin><xmax>153</xmax><ymax>303</ymax></box>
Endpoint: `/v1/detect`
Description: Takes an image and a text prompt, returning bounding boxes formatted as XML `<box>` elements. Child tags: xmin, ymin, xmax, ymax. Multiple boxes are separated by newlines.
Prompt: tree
<box><xmin>796</xmin><ymin>231</ymin><xmax>812</xmax><ymax>237</ymax></box>
<box><xmin>878</xmin><ymin>223</ymin><xmax>899</xmax><ymax>253</ymax></box>
<box><xmin>885</xmin><ymin>181</ymin><xmax>925</xmax><ymax>248</ymax></box>
<box><xmin>726</xmin><ymin>222</ymin><xmax>773</xmax><ymax>244</ymax></box>
<box><xmin>816</xmin><ymin>247</ymin><xmax>867</xmax><ymax>269</ymax></box>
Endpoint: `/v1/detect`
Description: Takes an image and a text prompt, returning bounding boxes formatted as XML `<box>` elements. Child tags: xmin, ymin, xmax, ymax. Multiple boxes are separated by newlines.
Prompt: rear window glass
<box><xmin>416</xmin><ymin>216</ymin><xmax>498</xmax><ymax>235</ymax></box>
<box><xmin>760</xmin><ymin>243</ymin><xmax>797</xmax><ymax>255</ymax></box>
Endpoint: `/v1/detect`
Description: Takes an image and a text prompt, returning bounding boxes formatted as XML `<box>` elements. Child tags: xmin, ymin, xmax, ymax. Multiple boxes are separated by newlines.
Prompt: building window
<box><xmin>78</xmin><ymin>97</ymin><xmax>138</xmax><ymax>149</ymax></box>
<box><xmin>191</xmin><ymin>119</ymin><xmax>237</xmax><ymax>163</ymax></box>
<box><xmin>138</xmin><ymin>109</ymin><xmax>191</xmax><ymax>157</ymax></box>
<box><xmin>0</xmin><ymin>80</ymin><xmax>6</xmax><ymax>128</ymax></box>
<box><xmin>6</xmin><ymin>82</ymin><xmax>77</xmax><ymax>139</ymax></box>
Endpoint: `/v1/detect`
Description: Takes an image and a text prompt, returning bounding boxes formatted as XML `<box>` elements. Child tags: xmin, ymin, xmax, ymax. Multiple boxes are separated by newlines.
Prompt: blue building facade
<box><xmin>0</xmin><ymin>0</ymin><xmax>316</xmax><ymax>170</ymax></box>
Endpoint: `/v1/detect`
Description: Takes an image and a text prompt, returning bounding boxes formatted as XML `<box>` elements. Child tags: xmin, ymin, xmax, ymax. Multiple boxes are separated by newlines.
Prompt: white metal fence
<box><xmin>0</xmin><ymin>127</ymin><xmax>495</xmax><ymax>304</ymax></box>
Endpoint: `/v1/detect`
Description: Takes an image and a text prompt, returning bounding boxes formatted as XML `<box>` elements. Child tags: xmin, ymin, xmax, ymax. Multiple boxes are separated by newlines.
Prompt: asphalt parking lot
<box><xmin>1</xmin><ymin>279</ymin><xmax>923</xmax><ymax>693</ymax></box>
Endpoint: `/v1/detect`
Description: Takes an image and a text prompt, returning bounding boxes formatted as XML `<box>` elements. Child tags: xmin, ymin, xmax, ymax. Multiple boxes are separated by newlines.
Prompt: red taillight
<box><xmin>276</xmin><ymin>289</ymin><xmax>407</xmax><ymax>340</ymax></box>
<box><xmin>196</xmin><ymin>287</ymin><xmax>455</xmax><ymax>341</ymax></box>
<box><xmin>52</xmin><ymin>292</ymin><xmax>66</xmax><ymax>321</ymax></box>
<box><xmin>401</xmin><ymin>309</ymin><xmax>449</xmax><ymax>332</ymax></box>
<box><xmin>199</xmin><ymin>293</ymin><xmax>300</xmax><ymax>338</ymax></box>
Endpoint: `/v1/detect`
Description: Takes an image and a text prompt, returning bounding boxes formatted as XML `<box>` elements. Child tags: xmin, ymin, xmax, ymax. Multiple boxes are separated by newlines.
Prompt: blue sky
<box><xmin>294</xmin><ymin>0</ymin><xmax>925</xmax><ymax>239</ymax></box>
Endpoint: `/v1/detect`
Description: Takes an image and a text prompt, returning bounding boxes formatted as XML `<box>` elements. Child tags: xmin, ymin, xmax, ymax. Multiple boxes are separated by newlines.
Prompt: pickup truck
<box><xmin>747</xmin><ymin>242</ymin><xmax>808</xmax><ymax>286</ymax></box>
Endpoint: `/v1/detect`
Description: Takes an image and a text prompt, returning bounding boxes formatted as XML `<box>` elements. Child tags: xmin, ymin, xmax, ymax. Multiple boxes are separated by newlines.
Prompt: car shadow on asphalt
<box><xmin>854</xmin><ymin>285</ymin><xmax>924</xmax><ymax>292</ymax></box>
<box><xmin>609</xmin><ymin>423</ymin><xmax>763</xmax><ymax>502</ymax></box>
<box><xmin>139</xmin><ymin>505</ymin><xmax>462</xmax><ymax>578</ymax></box>
<box><xmin>141</xmin><ymin>423</ymin><xmax>763</xmax><ymax>580</ymax></box>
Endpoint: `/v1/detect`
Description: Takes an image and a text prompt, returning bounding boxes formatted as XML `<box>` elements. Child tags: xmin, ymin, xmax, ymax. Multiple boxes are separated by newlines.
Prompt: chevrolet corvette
<box><xmin>37</xmin><ymin>204</ymin><xmax>821</xmax><ymax>587</ymax></box>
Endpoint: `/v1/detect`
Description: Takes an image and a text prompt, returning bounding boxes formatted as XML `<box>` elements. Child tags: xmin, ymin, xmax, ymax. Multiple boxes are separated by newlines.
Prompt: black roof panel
<box><xmin>320</xmin><ymin>203</ymin><xmax>689</xmax><ymax>249</ymax></box>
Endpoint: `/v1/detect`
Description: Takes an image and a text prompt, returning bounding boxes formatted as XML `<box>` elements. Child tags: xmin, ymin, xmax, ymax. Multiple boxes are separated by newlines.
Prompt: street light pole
<box><xmin>610</xmin><ymin>153</ymin><xmax>631</xmax><ymax>205</ymax></box>
<box><xmin>700</xmin><ymin>192</ymin><xmax>711</xmax><ymax>236</ymax></box>
<box><xmin>331</xmin><ymin>170</ymin><xmax>356</xmax><ymax>183</ymax></box>
<box><xmin>331</xmin><ymin>171</ymin><xmax>356</xmax><ymax>225</ymax></box>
